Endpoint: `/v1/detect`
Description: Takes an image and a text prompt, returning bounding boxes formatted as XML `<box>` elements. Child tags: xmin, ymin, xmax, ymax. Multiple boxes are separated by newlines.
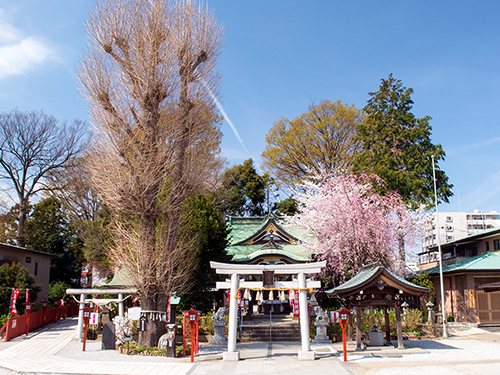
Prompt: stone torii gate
<box><xmin>210</xmin><ymin>261</ymin><xmax>326</xmax><ymax>361</ymax></box>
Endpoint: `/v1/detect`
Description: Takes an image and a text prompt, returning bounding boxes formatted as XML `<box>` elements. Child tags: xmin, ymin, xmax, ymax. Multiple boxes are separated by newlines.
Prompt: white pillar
<box><xmin>118</xmin><ymin>293</ymin><xmax>124</xmax><ymax>317</ymax></box>
<box><xmin>223</xmin><ymin>273</ymin><xmax>240</xmax><ymax>361</ymax></box>
<box><xmin>298</xmin><ymin>272</ymin><xmax>314</xmax><ymax>360</ymax></box>
<box><xmin>76</xmin><ymin>293</ymin><xmax>86</xmax><ymax>340</ymax></box>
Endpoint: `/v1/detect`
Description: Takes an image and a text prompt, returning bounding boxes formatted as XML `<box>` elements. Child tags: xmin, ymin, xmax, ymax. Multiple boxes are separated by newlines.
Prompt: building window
<box><xmin>446</xmin><ymin>235</ymin><xmax>454</xmax><ymax>241</ymax></box>
<box><xmin>446</xmin><ymin>226</ymin><xmax>453</xmax><ymax>232</ymax></box>
<box><xmin>486</xmin><ymin>241</ymin><xmax>490</xmax><ymax>251</ymax></box>
<box><xmin>26</xmin><ymin>256</ymin><xmax>31</xmax><ymax>263</ymax></box>
<box><xmin>494</xmin><ymin>239</ymin><xmax>500</xmax><ymax>251</ymax></box>
<box><xmin>446</xmin><ymin>216</ymin><xmax>453</xmax><ymax>222</ymax></box>
<box><xmin>467</xmin><ymin>248</ymin><xmax>478</xmax><ymax>257</ymax></box>
<box><xmin>34</xmin><ymin>262</ymin><xmax>38</xmax><ymax>276</ymax></box>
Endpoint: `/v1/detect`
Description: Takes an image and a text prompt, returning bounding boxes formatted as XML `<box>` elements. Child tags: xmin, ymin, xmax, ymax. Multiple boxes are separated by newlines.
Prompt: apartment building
<box><xmin>422</xmin><ymin>210</ymin><xmax>500</xmax><ymax>251</ymax></box>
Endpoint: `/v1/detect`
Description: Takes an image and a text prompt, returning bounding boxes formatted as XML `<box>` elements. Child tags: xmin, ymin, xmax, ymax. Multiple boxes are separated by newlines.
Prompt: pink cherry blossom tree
<box><xmin>286</xmin><ymin>173</ymin><xmax>424</xmax><ymax>288</ymax></box>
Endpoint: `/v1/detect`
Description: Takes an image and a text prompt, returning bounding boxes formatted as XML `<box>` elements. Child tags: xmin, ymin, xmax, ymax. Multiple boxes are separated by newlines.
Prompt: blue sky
<box><xmin>0</xmin><ymin>1</ymin><xmax>500</xmax><ymax>214</ymax></box>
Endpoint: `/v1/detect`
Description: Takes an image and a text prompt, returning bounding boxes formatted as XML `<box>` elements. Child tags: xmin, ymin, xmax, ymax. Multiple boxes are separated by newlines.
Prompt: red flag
<box><xmin>9</xmin><ymin>289</ymin><xmax>20</xmax><ymax>315</ymax></box>
<box><xmin>26</xmin><ymin>289</ymin><xmax>29</xmax><ymax>303</ymax></box>
<box><xmin>238</xmin><ymin>289</ymin><xmax>241</xmax><ymax>307</ymax></box>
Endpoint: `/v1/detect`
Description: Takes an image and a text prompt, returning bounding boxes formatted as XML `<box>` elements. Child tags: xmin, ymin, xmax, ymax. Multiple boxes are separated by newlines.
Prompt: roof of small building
<box><xmin>107</xmin><ymin>268</ymin><xmax>133</xmax><ymax>287</ymax></box>
<box><xmin>420</xmin><ymin>251</ymin><xmax>500</xmax><ymax>276</ymax></box>
<box><xmin>325</xmin><ymin>261</ymin><xmax>428</xmax><ymax>297</ymax></box>
<box><xmin>0</xmin><ymin>242</ymin><xmax>53</xmax><ymax>257</ymax></box>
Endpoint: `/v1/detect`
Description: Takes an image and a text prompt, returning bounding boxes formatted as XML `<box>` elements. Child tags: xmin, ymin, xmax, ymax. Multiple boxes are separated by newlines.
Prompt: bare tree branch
<box><xmin>0</xmin><ymin>109</ymin><xmax>86</xmax><ymax>246</ymax></box>
<box><xmin>78</xmin><ymin>0</ymin><xmax>223</xmax><ymax>347</ymax></box>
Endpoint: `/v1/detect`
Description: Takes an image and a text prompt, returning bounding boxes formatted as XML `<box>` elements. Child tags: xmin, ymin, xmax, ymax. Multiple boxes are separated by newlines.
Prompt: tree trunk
<box><xmin>16</xmin><ymin>199</ymin><xmax>27</xmax><ymax>247</ymax></box>
<box><xmin>137</xmin><ymin>213</ymin><xmax>168</xmax><ymax>348</ymax></box>
<box><xmin>398</xmin><ymin>235</ymin><xmax>405</xmax><ymax>264</ymax></box>
<box><xmin>138</xmin><ymin>293</ymin><xmax>166</xmax><ymax>348</ymax></box>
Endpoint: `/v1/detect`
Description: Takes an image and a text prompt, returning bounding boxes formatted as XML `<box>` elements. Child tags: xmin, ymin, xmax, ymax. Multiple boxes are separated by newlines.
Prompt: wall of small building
<box><xmin>431</xmin><ymin>273</ymin><xmax>500</xmax><ymax>325</ymax></box>
<box><xmin>0</xmin><ymin>245</ymin><xmax>51</xmax><ymax>302</ymax></box>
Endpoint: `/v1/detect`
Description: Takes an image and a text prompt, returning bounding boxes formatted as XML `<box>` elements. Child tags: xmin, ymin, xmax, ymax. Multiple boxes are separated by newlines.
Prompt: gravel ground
<box><xmin>347</xmin><ymin>337</ymin><xmax>500</xmax><ymax>363</ymax></box>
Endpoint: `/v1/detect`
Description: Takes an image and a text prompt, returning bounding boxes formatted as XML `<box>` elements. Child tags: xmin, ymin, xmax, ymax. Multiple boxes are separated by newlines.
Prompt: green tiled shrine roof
<box><xmin>420</xmin><ymin>251</ymin><xmax>500</xmax><ymax>276</ymax></box>
<box><xmin>226</xmin><ymin>215</ymin><xmax>311</xmax><ymax>262</ymax></box>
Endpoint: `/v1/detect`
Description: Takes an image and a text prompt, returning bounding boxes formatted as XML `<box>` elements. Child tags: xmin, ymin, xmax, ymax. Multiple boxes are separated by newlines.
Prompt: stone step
<box><xmin>240</xmin><ymin>319</ymin><xmax>301</xmax><ymax>342</ymax></box>
<box><xmin>419</xmin><ymin>323</ymin><xmax>442</xmax><ymax>338</ymax></box>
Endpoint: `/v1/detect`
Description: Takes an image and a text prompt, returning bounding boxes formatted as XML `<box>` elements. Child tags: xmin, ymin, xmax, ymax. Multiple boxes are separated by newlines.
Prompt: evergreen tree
<box><xmin>25</xmin><ymin>197</ymin><xmax>84</xmax><ymax>285</ymax></box>
<box><xmin>179</xmin><ymin>194</ymin><xmax>230</xmax><ymax>312</ymax></box>
<box><xmin>273</xmin><ymin>197</ymin><xmax>299</xmax><ymax>216</ymax></box>
<box><xmin>221</xmin><ymin>159</ymin><xmax>270</xmax><ymax>216</ymax></box>
<box><xmin>354</xmin><ymin>74</ymin><xmax>453</xmax><ymax>209</ymax></box>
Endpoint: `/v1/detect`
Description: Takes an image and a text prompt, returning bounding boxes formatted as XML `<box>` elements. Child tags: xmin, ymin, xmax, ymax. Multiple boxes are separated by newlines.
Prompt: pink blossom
<box><xmin>286</xmin><ymin>173</ymin><xmax>423</xmax><ymax>286</ymax></box>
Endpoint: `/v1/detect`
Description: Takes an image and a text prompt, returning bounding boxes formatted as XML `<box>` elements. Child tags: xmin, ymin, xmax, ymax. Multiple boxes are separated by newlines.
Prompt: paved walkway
<box><xmin>0</xmin><ymin>318</ymin><xmax>351</xmax><ymax>375</ymax></box>
<box><xmin>3</xmin><ymin>318</ymin><xmax>500</xmax><ymax>375</ymax></box>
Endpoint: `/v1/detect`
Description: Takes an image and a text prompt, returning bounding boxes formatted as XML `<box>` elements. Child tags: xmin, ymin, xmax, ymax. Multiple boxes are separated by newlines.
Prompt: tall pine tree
<box><xmin>354</xmin><ymin>74</ymin><xmax>453</xmax><ymax>209</ymax></box>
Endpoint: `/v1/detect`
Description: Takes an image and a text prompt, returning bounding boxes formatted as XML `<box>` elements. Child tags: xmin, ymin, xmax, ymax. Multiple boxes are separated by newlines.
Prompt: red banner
<box><xmin>26</xmin><ymin>290</ymin><xmax>29</xmax><ymax>303</ymax></box>
<box><xmin>9</xmin><ymin>289</ymin><xmax>20</xmax><ymax>315</ymax></box>
<box><xmin>292</xmin><ymin>290</ymin><xmax>300</xmax><ymax>317</ymax></box>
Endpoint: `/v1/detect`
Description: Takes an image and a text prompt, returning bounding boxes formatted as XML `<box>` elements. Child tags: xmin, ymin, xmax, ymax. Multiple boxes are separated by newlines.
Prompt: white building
<box><xmin>422</xmin><ymin>210</ymin><xmax>500</xmax><ymax>251</ymax></box>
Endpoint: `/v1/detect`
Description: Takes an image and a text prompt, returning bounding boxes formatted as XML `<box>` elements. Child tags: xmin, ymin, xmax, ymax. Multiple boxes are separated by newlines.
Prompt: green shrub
<box><xmin>0</xmin><ymin>262</ymin><xmax>41</xmax><ymax>316</ymax></box>
<box><xmin>350</xmin><ymin>308</ymin><xmax>424</xmax><ymax>334</ymax></box>
<box><xmin>411</xmin><ymin>273</ymin><xmax>435</xmax><ymax>303</ymax></box>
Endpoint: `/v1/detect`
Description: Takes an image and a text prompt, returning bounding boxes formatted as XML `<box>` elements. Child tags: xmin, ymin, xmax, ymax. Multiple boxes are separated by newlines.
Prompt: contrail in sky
<box><xmin>203</xmin><ymin>84</ymin><xmax>258</xmax><ymax>166</ymax></box>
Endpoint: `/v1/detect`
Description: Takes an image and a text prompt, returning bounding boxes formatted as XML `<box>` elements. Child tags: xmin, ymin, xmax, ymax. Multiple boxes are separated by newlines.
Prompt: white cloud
<box><xmin>461</xmin><ymin>167</ymin><xmax>500</xmax><ymax>212</ymax></box>
<box><xmin>0</xmin><ymin>18</ymin><xmax>55</xmax><ymax>78</ymax></box>
<box><xmin>447</xmin><ymin>136</ymin><xmax>500</xmax><ymax>156</ymax></box>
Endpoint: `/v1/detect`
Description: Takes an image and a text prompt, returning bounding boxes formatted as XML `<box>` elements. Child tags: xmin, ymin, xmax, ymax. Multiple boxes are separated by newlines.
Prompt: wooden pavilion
<box><xmin>325</xmin><ymin>262</ymin><xmax>428</xmax><ymax>349</ymax></box>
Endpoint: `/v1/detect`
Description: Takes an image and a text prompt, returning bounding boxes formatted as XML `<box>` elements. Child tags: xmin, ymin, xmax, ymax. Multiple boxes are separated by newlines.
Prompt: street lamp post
<box><xmin>432</xmin><ymin>154</ymin><xmax>448</xmax><ymax>338</ymax></box>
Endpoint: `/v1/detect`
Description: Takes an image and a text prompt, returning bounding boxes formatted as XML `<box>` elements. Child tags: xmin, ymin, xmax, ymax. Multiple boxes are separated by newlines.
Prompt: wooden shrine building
<box><xmin>225</xmin><ymin>215</ymin><xmax>312</xmax><ymax>315</ymax></box>
<box><xmin>325</xmin><ymin>262</ymin><xmax>428</xmax><ymax>349</ymax></box>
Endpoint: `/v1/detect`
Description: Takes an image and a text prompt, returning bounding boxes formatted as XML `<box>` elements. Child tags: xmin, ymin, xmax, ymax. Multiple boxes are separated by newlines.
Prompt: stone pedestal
<box><xmin>298</xmin><ymin>350</ymin><xmax>315</xmax><ymax>361</ymax></box>
<box><xmin>367</xmin><ymin>330</ymin><xmax>384</xmax><ymax>346</ymax></box>
<box><xmin>313</xmin><ymin>321</ymin><xmax>331</xmax><ymax>343</ymax></box>
<box><xmin>223</xmin><ymin>351</ymin><xmax>240</xmax><ymax>361</ymax></box>
<box><xmin>209</xmin><ymin>322</ymin><xmax>227</xmax><ymax>346</ymax></box>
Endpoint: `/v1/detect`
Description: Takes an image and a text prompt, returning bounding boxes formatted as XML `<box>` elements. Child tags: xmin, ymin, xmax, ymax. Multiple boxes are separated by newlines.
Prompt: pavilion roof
<box><xmin>325</xmin><ymin>261</ymin><xmax>428</xmax><ymax>298</ymax></box>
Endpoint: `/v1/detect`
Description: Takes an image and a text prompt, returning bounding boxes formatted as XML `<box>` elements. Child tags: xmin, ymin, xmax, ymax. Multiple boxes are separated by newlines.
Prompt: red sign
<box><xmin>9</xmin><ymin>289</ymin><xmax>20</xmax><ymax>315</ymax></box>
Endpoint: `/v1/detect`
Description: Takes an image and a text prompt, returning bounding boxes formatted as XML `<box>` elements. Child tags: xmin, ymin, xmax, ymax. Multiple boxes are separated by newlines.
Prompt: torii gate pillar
<box><xmin>298</xmin><ymin>272</ymin><xmax>314</xmax><ymax>360</ymax></box>
<box><xmin>224</xmin><ymin>273</ymin><xmax>240</xmax><ymax>361</ymax></box>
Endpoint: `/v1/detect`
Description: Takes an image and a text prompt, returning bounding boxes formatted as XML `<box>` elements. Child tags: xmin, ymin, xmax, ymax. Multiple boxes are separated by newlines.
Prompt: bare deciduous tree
<box><xmin>0</xmin><ymin>109</ymin><xmax>86</xmax><ymax>247</ymax></box>
<box><xmin>46</xmin><ymin>155</ymin><xmax>101</xmax><ymax>224</ymax></box>
<box><xmin>78</xmin><ymin>0</ymin><xmax>223</xmax><ymax>347</ymax></box>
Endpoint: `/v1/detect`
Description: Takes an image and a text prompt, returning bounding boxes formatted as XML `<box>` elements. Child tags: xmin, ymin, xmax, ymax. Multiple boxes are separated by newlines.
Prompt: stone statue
<box><xmin>213</xmin><ymin>307</ymin><xmax>226</xmax><ymax>324</ymax></box>
<box><xmin>209</xmin><ymin>307</ymin><xmax>227</xmax><ymax>346</ymax></box>
<box><xmin>313</xmin><ymin>306</ymin><xmax>331</xmax><ymax>343</ymax></box>
<box><xmin>314</xmin><ymin>306</ymin><xmax>328</xmax><ymax>322</ymax></box>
